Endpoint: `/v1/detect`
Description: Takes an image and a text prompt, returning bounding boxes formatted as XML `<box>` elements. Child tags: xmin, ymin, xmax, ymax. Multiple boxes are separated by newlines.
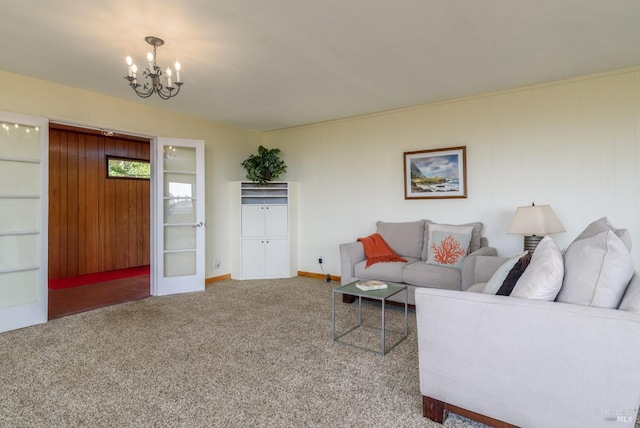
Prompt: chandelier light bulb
<box><xmin>175</xmin><ymin>61</ymin><xmax>181</xmax><ymax>82</ymax></box>
<box><xmin>146</xmin><ymin>52</ymin><xmax>154</xmax><ymax>74</ymax></box>
<box><xmin>126</xmin><ymin>55</ymin><xmax>133</xmax><ymax>77</ymax></box>
<box><xmin>166</xmin><ymin>68</ymin><xmax>172</xmax><ymax>88</ymax></box>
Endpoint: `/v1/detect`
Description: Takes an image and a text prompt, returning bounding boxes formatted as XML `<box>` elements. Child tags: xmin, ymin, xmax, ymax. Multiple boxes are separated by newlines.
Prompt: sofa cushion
<box><xmin>354</xmin><ymin>257</ymin><xmax>417</xmax><ymax>283</ymax></box>
<box><xmin>557</xmin><ymin>223</ymin><xmax>633</xmax><ymax>308</ymax></box>
<box><xmin>402</xmin><ymin>261</ymin><xmax>461</xmax><ymax>290</ymax></box>
<box><xmin>426</xmin><ymin>230</ymin><xmax>472</xmax><ymax>269</ymax></box>
<box><xmin>467</xmin><ymin>283</ymin><xmax>486</xmax><ymax>293</ymax></box>
<box><xmin>511</xmin><ymin>236</ymin><xmax>563</xmax><ymax>301</ymax></box>
<box><xmin>619</xmin><ymin>274</ymin><xmax>640</xmax><ymax>315</ymax></box>
<box><xmin>377</xmin><ymin>220</ymin><xmax>425</xmax><ymax>259</ymax></box>
<box><xmin>423</xmin><ymin>220</ymin><xmax>482</xmax><ymax>259</ymax></box>
<box><xmin>482</xmin><ymin>251</ymin><xmax>527</xmax><ymax>294</ymax></box>
<box><xmin>496</xmin><ymin>252</ymin><xmax>532</xmax><ymax>296</ymax></box>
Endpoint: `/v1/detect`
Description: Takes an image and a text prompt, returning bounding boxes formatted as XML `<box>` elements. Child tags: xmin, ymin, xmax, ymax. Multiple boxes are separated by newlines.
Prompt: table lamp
<box><xmin>507</xmin><ymin>203</ymin><xmax>565</xmax><ymax>252</ymax></box>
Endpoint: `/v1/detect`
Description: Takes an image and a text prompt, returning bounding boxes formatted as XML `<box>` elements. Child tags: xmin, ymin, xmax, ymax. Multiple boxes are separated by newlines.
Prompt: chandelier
<box><xmin>125</xmin><ymin>36</ymin><xmax>183</xmax><ymax>100</ymax></box>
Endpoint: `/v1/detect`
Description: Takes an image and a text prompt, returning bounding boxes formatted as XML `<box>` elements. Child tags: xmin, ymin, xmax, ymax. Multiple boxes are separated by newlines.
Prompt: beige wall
<box><xmin>0</xmin><ymin>70</ymin><xmax>260</xmax><ymax>279</ymax></box>
<box><xmin>264</xmin><ymin>67</ymin><xmax>640</xmax><ymax>276</ymax></box>
<box><xmin>3</xmin><ymin>67</ymin><xmax>640</xmax><ymax>283</ymax></box>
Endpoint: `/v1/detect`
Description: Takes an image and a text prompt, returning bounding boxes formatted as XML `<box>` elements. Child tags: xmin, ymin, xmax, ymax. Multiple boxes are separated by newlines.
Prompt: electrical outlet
<box><xmin>318</xmin><ymin>257</ymin><xmax>323</xmax><ymax>264</ymax></box>
<box><xmin>215</xmin><ymin>259</ymin><xmax>221</xmax><ymax>269</ymax></box>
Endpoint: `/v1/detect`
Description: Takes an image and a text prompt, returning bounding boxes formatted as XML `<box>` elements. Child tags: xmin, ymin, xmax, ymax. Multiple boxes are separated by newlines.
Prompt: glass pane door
<box><xmin>153</xmin><ymin>138</ymin><xmax>205</xmax><ymax>296</ymax></box>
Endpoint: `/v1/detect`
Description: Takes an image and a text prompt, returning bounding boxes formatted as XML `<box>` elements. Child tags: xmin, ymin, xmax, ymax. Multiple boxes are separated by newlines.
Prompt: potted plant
<box><xmin>241</xmin><ymin>145</ymin><xmax>287</xmax><ymax>185</ymax></box>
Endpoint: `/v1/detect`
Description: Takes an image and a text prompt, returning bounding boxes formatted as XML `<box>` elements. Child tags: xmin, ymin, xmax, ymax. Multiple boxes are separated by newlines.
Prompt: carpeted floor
<box><xmin>1</xmin><ymin>277</ymin><xmax>635</xmax><ymax>427</ymax></box>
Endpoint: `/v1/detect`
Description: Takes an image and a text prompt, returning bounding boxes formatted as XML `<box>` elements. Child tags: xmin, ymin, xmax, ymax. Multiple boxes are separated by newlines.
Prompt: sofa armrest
<box><xmin>415</xmin><ymin>288</ymin><xmax>640</xmax><ymax>427</ymax></box>
<box><xmin>339</xmin><ymin>242</ymin><xmax>365</xmax><ymax>285</ymax></box>
<box><xmin>460</xmin><ymin>248</ymin><xmax>499</xmax><ymax>291</ymax></box>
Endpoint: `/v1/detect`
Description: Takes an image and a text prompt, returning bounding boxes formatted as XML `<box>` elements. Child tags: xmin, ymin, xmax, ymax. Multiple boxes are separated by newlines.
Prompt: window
<box><xmin>107</xmin><ymin>156</ymin><xmax>150</xmax><ymax>180</ymax></box>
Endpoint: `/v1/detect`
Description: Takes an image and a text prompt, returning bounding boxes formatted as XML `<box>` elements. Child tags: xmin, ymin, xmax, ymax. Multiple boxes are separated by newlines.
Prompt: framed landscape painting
<box><xmin>404</xmin><ymin>146</ymin><xmax>467</xmax><ymax>199</ymax></box>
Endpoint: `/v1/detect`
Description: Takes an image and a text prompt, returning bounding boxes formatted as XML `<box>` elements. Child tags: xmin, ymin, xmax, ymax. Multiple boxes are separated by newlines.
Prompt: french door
<box><xmin>153</xmin><ymin>138</ymin><xmax>205</xmax><ymax>296</ymax></box>
<box><xmin>0</xmin><ymin>112</ymin><xmax>48</xmax><ymax>333</ymax></box>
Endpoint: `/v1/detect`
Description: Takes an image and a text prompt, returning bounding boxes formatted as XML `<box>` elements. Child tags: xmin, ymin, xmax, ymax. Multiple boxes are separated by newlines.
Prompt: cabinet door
<box><xmin>241</xmin><ymin>239</ymin><xmax>266</xmax><ymax>278</ymax></box>
<box><xmin>241</xmin><ymin>205</ymin><xmax>266</xmax><ymax>237</ymax></box>
<box><xmin>265</xmin><ymin>205</ymin><xmax>288</xmax><ymax>237</ymax></box>
<box><xmin>265</xmin><ymin>239</ymin><xmax>289</xmax><ymax>277</ymax></box>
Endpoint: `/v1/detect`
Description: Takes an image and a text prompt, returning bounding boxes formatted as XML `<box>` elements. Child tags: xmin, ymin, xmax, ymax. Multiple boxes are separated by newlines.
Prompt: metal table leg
<box><xmin>381</xmin><ymin>298</ymin><xmax>386</xmax><ymax>355</ymax></box>
<box><xmin>404</xmin><ymin>287</ymin><xmax>408</xmax><ymax>336</ymax></box>
<box><xmin>332</xmin><ymin>289</ymin><xmax>336</xmax><ymax>340</ymax></box>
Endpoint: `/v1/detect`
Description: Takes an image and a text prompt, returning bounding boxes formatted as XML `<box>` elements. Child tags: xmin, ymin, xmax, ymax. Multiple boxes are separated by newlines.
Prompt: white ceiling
<box><xmin>2</xmin><ymin>1</ymin><xmax>640</xmax><ymax>131</ymax></box>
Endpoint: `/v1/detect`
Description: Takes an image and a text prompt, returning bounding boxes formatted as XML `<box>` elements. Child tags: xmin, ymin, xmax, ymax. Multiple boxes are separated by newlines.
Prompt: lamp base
<box><xmin>523</xmin><ymin>235</ymin><xmax>543</xmax><ymax>253</ymax></box>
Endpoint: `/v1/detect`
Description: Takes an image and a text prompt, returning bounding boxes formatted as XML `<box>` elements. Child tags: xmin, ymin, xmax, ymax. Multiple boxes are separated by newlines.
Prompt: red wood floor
<box><xmin>48</xmin><ymin>275</ymin><xmax>150</xmax><ymax>320</ymax></box>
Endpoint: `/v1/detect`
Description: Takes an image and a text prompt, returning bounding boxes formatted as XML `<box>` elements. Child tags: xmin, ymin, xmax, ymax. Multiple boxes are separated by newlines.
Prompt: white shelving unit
<box><xmin>231</xmin><ymin>182</ymin><xmax>296</xmax><ymax>279</ymax></box>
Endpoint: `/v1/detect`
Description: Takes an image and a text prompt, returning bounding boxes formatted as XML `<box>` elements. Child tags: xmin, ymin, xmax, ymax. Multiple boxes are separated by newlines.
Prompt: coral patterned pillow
<box><xmin>426</xmin><ymin>230</ymin><xmax>472</xmax><ymax>269</ymax></box>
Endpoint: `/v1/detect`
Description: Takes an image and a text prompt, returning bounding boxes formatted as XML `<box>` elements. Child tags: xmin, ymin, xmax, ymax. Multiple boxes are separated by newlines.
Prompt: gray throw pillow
<box><xmin>557</xmin><ymin>227</ymin><xmax>633</xmax><ymax>308</ymax></box>
<box><xmin>619</xmin><ymin>274</ymin><xmax>640</xmax><ymax>314</ymax></box>
<box><xmin>573</xmin><ymin>217</ymin><xmax>632</xmax><ymax>251</ymax></box>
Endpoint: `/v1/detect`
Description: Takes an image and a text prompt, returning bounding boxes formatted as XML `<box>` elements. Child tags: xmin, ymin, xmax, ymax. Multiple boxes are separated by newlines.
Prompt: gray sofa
<box><xmin>416</xmin><ymin>218</ymin><xmax>640</xmax><ymax>427</ymax></box>
<box><xmin>339</xmin><ymin>220</ymin><xmax>496</xmax><ymax>305</ymax></box>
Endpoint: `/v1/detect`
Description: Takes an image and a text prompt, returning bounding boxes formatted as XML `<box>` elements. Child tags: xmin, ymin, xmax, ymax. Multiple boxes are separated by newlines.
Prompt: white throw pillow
<box><xmin>482</xmin><ymin>252</ymin><xmax>527</xmax><ymax>294</ymax></box>
<box><xmin>427</xmin><ymin>224</ymin><xmax>473</xmax><ymax>247</ymax></box>
<box><xmin>511</xmin><ymin>236</ymin><xmax>563</xmax><ymax>301</ymax></box>
<box><xmin>426</xmin><ymin>230</ymin><xmax>472</xmax><ymax>269</ymax></box>
<box><xmin>557</xmin><ymin>228</ymin><xmax>633</xmax><ymax>308</ymax></box>
<box><xmin>423</xmin><ymin>222</ymin><xmax>478</xmax><ymax>260</ymax></box>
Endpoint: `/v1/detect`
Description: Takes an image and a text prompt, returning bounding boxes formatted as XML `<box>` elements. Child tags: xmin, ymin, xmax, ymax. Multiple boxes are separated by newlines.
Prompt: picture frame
<box><xmin>404</xmin><ymin>146</ymin><xmax>467</xmax><ymax>199</ymax></box>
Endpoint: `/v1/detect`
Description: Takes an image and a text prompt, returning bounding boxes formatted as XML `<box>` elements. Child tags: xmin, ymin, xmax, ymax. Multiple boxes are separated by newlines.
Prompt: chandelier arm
<box><xmin>133</xmin><ymin>88</ymin><xmax>156</xmax><ymax>98</ymax></box>
<box><xmin>156</xmin><ymin>84</ymin><xmax>181</xmax><ymax>100</ymax></box>
<box><xmin>130</xmin><ymin>81</ymin><xmax>156</xmax><ymax>98</ymax></box>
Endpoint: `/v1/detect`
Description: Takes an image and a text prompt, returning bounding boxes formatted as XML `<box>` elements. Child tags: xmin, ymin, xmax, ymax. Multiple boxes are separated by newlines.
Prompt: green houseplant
<box><xmin>241</xmin><ymin>145</ymin><xmax>287</xmax><ymax>185</ymax></box>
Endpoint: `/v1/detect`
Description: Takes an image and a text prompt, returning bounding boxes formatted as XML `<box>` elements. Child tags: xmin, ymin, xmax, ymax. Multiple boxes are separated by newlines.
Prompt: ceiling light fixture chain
<box><xmin>125</xmin><ymin>36</ymin><xmax>183</xmax><ymax>100</ymax></box>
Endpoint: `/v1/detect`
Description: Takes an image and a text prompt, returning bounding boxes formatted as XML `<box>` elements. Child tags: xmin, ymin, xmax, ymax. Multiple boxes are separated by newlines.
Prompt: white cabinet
<box><xmin>231</xmin><ymin>182</ymin><xmax>296</xmax><ymax>279</ymax></box>
<box><xmin>241</xmin><ymin>205</ymin><xmax>288</xmax><ymax>237</ymax></box>
<box><xmin>241</xmin><ymin>238</ymin><xmax>289</xmax><ymax>278</ymax></box>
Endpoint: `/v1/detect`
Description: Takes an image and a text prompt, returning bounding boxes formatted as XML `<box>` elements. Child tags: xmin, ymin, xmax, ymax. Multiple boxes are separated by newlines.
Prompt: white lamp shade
<box><xmin>507</xmin><ymin>205</ymin><xmax>565</xmax><ymax>236</ymax></box>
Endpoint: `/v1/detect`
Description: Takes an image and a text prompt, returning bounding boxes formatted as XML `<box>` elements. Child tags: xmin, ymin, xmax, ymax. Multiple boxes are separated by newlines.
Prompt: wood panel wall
<box><xmin>49</xmin><ymin>125</ymin><xmax>151</xmax><ymax>280</ymax></box>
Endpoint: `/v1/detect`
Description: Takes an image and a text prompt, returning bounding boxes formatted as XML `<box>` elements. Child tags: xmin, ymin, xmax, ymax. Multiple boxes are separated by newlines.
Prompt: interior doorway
<box><xmin>48</xmin><ymin>124</ymin><xmax>151</xmax><ymax>319</ymax></box>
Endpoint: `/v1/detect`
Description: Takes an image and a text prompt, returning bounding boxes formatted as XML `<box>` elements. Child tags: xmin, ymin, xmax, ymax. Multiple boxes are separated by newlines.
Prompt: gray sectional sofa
<box><xmin>339</xmin><ymin>219</ymin><xmax>496</xmax><ymax>305</ymax></box>
<box><xmin>416</xmin><ymin>217</ymin><xmax>640</xmax><ymax>427</ymax></box>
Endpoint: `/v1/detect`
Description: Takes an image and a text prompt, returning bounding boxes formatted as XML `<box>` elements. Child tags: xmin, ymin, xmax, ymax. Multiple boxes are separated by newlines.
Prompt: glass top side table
<box><xmin>332</xmin><ymin>281</ymin><xmax>408</xmax><ymax>355</ymax></box>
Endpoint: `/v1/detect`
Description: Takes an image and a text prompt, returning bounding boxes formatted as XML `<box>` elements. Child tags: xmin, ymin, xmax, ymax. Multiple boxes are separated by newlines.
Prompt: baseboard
<box><xmin>206</xmin><ymin>272</ymin><xmax>339</xmax><ymax>283</ymax></box>
<box><xmin>297</xmin><ymin>271</ymin><xmax>340</xmax><ymax>282</ymax></box>
<box><xmin>205</xmin><ymin>274</ymin><xmax>231</xmax><ymax>284</ymax></box>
